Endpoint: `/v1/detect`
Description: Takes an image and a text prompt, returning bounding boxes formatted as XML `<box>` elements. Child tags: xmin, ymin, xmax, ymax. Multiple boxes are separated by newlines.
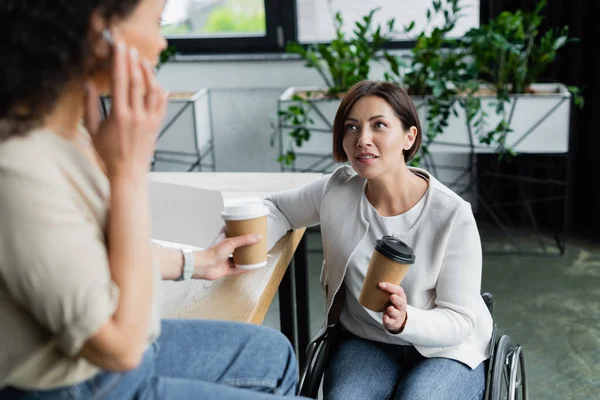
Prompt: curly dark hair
<box><xmin>0</xmin><ymin>0</ymin><xmax>142</xmax><ymax>138</ymax></box>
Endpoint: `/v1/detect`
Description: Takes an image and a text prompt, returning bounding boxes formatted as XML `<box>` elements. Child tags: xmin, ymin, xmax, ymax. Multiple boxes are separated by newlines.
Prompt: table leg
<box><xmin>278</xmin><ymin>262</ymin><xmax>297</xmax><ymax>356</ymax></box>
<box><xmin>293</xmin><ymin>235</ymin><xmax>310</xmax><ymax>367</ymax></box>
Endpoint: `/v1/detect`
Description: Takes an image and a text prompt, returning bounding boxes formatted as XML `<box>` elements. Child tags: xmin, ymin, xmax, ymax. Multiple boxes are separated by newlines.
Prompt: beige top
<box><xmin>0</xmin><ymin>128</ymin><xmax>162</xmax><ymax>390</ymax></box>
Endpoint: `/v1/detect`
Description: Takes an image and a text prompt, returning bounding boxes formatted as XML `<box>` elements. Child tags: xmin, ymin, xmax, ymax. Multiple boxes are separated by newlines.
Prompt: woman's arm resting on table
<box><xmin>264</xmin><ymin>174</ymin><xmax>332</xmax><ymax>250</ymax></box>
<box><xmin>154</xmin><ymin>234</ymin><xmax>262</xmax><ymax>281</ymax></box>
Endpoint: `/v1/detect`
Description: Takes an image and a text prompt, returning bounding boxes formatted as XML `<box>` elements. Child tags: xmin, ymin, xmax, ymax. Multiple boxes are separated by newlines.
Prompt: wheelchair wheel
<box><xmin>489</xmin><ymin>335</ymin><xmax>528</xmax><ymax>400</ymax></box>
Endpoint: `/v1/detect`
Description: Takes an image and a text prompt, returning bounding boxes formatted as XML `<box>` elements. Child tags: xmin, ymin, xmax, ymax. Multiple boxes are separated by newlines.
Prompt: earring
<box><xmin>102</xmin><ymin>29</ymin><xmax>114</xmax><ymax>45</ymax></box>
<box><xmin>88</xmin><ymin>29</ymin><xmax>113</xmax><ymax>75</ymax></box>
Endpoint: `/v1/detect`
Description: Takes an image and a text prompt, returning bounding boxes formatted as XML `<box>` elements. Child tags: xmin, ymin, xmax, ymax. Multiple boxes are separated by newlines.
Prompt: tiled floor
<box><xmin>263</xmin><ymin>228</ymin><xmax>600</xmax><ymax>400</ymax></box>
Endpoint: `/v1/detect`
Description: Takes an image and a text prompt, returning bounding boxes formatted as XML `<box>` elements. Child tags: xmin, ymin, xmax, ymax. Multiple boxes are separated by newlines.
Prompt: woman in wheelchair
<box><xmin>265</xmin><ymin>80</ymin><xmax>494</xmax><ymax>399</ymax></box>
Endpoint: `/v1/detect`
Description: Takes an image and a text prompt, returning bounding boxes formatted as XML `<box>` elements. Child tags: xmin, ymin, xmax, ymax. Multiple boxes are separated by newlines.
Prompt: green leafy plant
<box><xmin>390</xmin><ymin>0</ymin><xmax>466</xmax><ymax>95</ymax></box>
<box><xmin>157</xmin><ymin>45</ymin><xmax>177</xmax><ymax>70</ymax></box>
<box><xmin>277</xmin><ymin>0</ymin><xmax>584</xmax><ymax>167</ymax></box>
<box><xmin>278</xmin><ymin>7</ymin><xmax>397</xmax><ymax>165</ymax></box>
<box><xmin>286</xmin><ymin>8</ymin><xmax>396</xmax><ymax>97</ymax></box>
<box><xmin>567</xmin><ymin>86</ymin><xmax>585</xmax><ymax>109</ymax></box>
<box><xmin>279</xmin><ymin>0</ymin><xmax>484</xmax><ymax>166</ymax></box>
<box><xmin>277</xmin><ymin>93</ymin><xmax>315</xmax><ymax>165</ymax></box>
<box><xmin>462</xmin><ymin>0</ymin><xmax>583</xmax><ymax>151</ymax></box>
<box><xmin>464</xmin><ymin>0</ymin><xmax>571</xmax><ymax>95</ymax></box>
<box><xmin>385</xmin><ymin>0</ymin><xmax>482</xmax><ymax>163</ymax></box>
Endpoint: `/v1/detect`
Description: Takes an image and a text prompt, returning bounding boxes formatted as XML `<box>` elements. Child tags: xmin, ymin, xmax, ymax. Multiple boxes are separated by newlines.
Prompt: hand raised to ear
<box><xmin>84</xmin><ymin>41</ymin><xmax>168</xmax><ymax>181</ymax></box>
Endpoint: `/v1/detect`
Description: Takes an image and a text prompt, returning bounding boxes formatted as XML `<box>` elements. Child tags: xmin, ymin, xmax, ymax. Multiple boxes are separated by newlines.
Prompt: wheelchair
<box><xmin>297</xmin><ymin>293</ymin><xmax>528</xmax><ymax>400</ymax></box>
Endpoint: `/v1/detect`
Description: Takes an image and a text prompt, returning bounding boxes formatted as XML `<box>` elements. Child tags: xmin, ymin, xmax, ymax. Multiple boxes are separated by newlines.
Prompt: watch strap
<box><xmin>176</xmin><ymin>248</ymin><xmax>194</xmax><ymax>281</ymax></box>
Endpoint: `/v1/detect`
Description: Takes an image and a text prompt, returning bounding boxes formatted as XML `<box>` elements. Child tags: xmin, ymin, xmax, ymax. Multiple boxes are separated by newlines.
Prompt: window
<box><xmin>162</xmin><ymin>0</ymin><xmax>267</xmax><ymax>37</ymax></box>
<box><xmin>163</xmin><ymin>0</ymin><xmax>480</xmax><ymax>55</ymax></box>
<box><xmin>162</xmin><ymin>0</ymin><xmax>294</xmax><ymax>54</ymax></box>
<box><xmin>296</xmin><ymin>0</ymin><xmax>480</xmax><ymax>43</ymax></box>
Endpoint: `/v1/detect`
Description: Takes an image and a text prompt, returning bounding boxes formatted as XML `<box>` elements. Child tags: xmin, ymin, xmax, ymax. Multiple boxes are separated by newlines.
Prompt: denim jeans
<box><xmin>323</xmin><ymin>330</ymin><xmax>486</xmax><ymax>400</ymax></box>
<box><xmin>0</xmin><ymin>319</ymin><xmax>308</xmax><ymax>399</ymax></box>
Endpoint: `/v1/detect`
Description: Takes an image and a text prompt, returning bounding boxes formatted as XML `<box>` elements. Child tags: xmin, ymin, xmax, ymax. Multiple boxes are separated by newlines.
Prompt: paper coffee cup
<box><xmin>221</xmin><ymin>199</ymin><xmax>269</xmax><ymax>269</ymax></box>
<box><xmin>359</xmin><ymin>235</ymin><xmax>416</xmax><ymax>312</ymax></box>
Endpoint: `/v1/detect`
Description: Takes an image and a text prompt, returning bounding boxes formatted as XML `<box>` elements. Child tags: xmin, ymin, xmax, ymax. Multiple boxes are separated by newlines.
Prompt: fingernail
<box><xmin>253</xmin><ymin>234</ymin><xmax>263</xmax><ymax>241</ymax></box>
<box><xmin>143</xmin><ymin>60</ymin><xmax>152</xmax><ymax>69</ymax></box>
<box><xmin>117</xmin><ymin>41</ymin><xmax>125</xmax><ymax>53</ymax></box>
<box><xmin>379</xmin><ymin>283</ymin><xmax>386</xmax><ymax>289</ymax></box>
<box><xmin>130</xmin><ymin>47</ymin><xmax>138</xmax><ymax>59</ymax></box>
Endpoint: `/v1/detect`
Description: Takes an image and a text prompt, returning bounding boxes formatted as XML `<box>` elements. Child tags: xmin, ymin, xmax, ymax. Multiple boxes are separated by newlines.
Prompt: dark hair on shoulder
<box><xmin>0</xmin><ymin>0</ymin><xmax>141</xmax><ymax>138</ymax></box>
<box><xmin>332</xmin><ymin>80</ymin><xmax>422</xmax><ymax>163</ymax></box>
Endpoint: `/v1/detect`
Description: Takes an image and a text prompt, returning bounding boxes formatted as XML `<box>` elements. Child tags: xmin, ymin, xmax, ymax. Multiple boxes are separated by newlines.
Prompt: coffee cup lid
<box><xmin>374</xmin><ymin>235</ymin><xmax>415</xmax><ymax>264</ymax></box>
<box><xmin>221</xmin><ymin>199</ymin><xmax>269</xmax><ymax>221</ymax></box>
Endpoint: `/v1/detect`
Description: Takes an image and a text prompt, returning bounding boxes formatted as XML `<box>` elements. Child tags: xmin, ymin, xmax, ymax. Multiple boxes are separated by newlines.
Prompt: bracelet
<box><xmin>176</xmin><ymin>249</ymin><xmax>194</xmax><ymax>281</ymax></box>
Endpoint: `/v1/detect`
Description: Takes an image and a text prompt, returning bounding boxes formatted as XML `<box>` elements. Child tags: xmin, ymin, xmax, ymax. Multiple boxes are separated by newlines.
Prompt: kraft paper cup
<box><xmin>359</xmin><ymin>235</ymin><xmax>416</xmax><ymax>312</ymax></box>
<box><xmin>221</xmin><ymin>200</ymin><xmax>269</xmax><ymax>269</ymax></box>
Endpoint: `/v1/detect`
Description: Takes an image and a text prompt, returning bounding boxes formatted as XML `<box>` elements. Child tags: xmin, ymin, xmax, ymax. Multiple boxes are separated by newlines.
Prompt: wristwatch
<box><xmin>176</xmin><ymin>248</ymin><xmax>194</xmax><ymax>281</ymax></box>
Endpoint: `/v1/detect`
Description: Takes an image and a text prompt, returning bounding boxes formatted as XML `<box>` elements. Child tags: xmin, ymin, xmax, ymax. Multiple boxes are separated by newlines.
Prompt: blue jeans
<box><xmin>1</xmin><ymin>319</ymin><xmax>307</xmax><ymax>399</ymax></box>
<box><xmin>324</xmin><ymin>331</ymin><xmax>486</xmax><ymax>400</ymax></box>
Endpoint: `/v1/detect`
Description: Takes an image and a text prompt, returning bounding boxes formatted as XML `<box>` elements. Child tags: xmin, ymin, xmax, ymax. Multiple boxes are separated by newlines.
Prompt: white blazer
<box><xmin>265</xmin><ymin>166</ymin><xmax>493</xmax><ymax>369</ymax></box>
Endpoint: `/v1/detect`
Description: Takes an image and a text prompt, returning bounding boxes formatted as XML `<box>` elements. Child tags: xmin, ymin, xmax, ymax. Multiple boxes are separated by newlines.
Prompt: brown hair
<box><xmin>332</xmin><ymin>80</ymin><xmax>422</xmax><ymax>163</ymax></box>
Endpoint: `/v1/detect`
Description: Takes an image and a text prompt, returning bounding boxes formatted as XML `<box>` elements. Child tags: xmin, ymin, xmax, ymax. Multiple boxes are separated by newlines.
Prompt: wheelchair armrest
<box><xmin>482</xmin><ymin>292</ymin><xmax>494</xmax><ymax>316</ymax></box>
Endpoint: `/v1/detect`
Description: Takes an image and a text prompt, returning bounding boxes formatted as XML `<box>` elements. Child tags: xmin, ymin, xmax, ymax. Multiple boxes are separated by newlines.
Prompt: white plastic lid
<box><xmin>221</xmin><ymin>199</ymin><xmax>269</xmax><ymax>221</ymax></box>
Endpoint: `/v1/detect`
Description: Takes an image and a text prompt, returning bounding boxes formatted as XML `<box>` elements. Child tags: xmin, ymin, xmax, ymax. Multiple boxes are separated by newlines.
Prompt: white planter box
<box><xmin>415</xmin><ymin>83</ymin><xmax>572</xmax><ymax>154</ymax></box>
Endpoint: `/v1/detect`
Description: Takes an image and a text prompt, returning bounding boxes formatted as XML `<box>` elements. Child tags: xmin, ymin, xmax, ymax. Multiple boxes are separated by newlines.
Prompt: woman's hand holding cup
<box><xmin>193</xmin><ymin>233</ymin><xmax>262</xmax><ymax>281</ymax></box>
<box><xmin>84</xmin><ymin>40</ymin><xmax>168</xmax><ymax>182</ymax></box>
<box><xmin>379</xmin><ymin>282</ymin><xmax>408</xmax><ymax>334</ymax></box>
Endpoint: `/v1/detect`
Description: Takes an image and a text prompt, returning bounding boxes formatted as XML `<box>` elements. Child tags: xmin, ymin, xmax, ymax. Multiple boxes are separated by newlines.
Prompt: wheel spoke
<box><xmin>508</xmin><ymin>347</ymin><xmax>522</xmax><ymax>400</ymax></box>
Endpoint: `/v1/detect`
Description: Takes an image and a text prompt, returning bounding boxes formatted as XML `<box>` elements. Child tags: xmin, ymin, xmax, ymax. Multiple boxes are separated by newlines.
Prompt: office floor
<box><xmin>263</xmin><ymin>228</ymin><xmax>600</xmax><ymax>400</ymax></box>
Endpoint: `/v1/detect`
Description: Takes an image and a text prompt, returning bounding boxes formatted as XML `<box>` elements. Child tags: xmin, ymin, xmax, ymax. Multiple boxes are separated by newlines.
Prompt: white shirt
<box><xmin>340</xmin><ymin>174</ymin><xmax>427</xmax><ymax>344</ymax></box>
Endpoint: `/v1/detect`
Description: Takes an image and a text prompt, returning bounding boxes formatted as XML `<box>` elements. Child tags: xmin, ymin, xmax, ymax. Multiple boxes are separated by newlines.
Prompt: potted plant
<box><xmin>397</xmin><ymin>0</ymin><xmax>583</xmax><ymax>155</ymax></box>
<box><xmin>276</xmin><ymin>0</ymin><xmax>474</xmax><ymax>171</ymax></box>
<box><xmin>458</xmin><ymin>0</ymin><xmax>583</xmax><ymax>154</ymax></box>
<box><xmin>276</xmin><ymin>0</ymin><xmax>583</xmax><ymax>173</ymax></box>
<box><xmin>277</xmin><ymin>7</ymin><xmax>398</xmax><ymax>169</ymax></box>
